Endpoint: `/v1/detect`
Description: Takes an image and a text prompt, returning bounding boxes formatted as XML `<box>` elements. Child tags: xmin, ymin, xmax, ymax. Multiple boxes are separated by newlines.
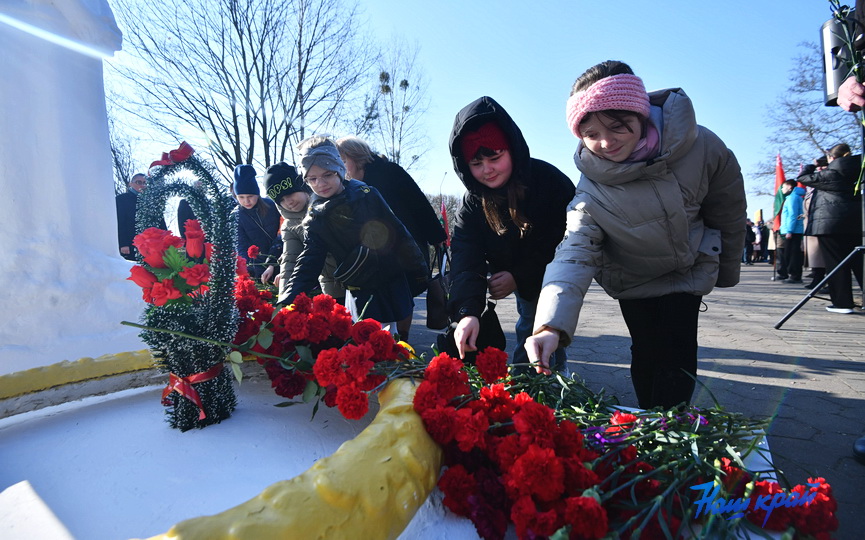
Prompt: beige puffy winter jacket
<box><xmin>534</xmin><ymin>88</ymin><xmax>746</xmax><ymax>346</ymax></box>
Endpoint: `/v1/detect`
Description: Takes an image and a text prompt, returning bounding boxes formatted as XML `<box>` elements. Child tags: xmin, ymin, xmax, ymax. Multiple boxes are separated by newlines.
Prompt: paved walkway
<box><xmin>410</xmin><ymin>262</ymin><xmax>864</xmax><ymax>539</ymax></box>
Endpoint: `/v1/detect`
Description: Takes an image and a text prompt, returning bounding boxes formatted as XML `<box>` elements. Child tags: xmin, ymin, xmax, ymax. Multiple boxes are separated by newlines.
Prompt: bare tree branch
<box><xmin>755</xmin><ymin>41</ymin><xmax>862</xmax><ymax>196</ymax></box>
<box><xmin>106</xmin><ymin>0</ymin><xmax>375</xmax><ymax>172</ymax></box>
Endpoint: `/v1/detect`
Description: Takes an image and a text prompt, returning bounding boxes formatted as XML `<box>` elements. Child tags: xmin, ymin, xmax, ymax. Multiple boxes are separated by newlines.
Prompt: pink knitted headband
<box><xmin>565</xmin><ymin>74</ymin><xmax>651</xmax><ymax>138</ymax></box>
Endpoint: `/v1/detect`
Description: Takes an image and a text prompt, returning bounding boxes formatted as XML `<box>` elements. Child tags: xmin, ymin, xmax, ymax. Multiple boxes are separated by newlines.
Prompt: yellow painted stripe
<box><xmin>0</xmin><ymin>351</ymin><xmax>156</xmax><ymax>400</ymax></box>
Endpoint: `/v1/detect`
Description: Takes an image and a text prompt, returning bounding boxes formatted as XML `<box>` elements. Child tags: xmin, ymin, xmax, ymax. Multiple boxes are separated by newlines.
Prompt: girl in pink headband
<box><xmin>527</xmin><ymin>60</ymin><xmax>747</xmax><ymax>413</ymax></box>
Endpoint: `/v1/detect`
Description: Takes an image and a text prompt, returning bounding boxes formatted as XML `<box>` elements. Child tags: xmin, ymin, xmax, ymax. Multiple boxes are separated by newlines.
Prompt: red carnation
<box><xmin>720</xmin><ymin>457</ymin><xmax>752</xmax><ymax>498</ymax></box>
<box><xmin>265</xmin><ymin>362</ymin><xmax>308</xmax><ymax>399</ymax></box>
<box><xmin>236</xmin><ymin>255</ymin><xmax>249</xmax><ymax>276</ymax></box>
<box><xmin>292</xmin><ymin>293</ymin><xmax>313</xmax><ymax>313</ymax></box>
<box><xmin>412</xmin><ymin>381</ymin><xmax>448</xmax><ymax>413</ymax></box>
<box><xmin>478</xmin><ymin>383</ymin><xmax>517</xmax><ymax>424</ymax></box>
<box><xmin>424</xmin><ymin>353</ymin><xmax>470</xmax><ymax>402</ymax></box>
<box><xmin>475</xmin><ymin>346</ymin><xmax>509</xmax><ymax>384</ymax></box>
<box><xmin>553</xmin><ymin>420</ymin><xmax>585</xmax><ymax>458</ymax></box>
<box><xmin>150</xmin><ymin>278</ymin><xmax>183</xmax><ymax>306</ymax></box>
<box><xmin>281</xmin><ymin>309</ymin><xmax>309</xmax><ymax>341</ymax></box>
<box><xmin>563</xmin><ymin>495</ymin><xmax>608</xmax><ymax>540</ymax></box>
<box><xmin>453</xmin><ymin>407</ymin><xmax>489</xmax><ymax>452</ymax></box>
<box><xmin>247</xmin><ymin>245</ymin><xmax>260</xmax><ymax>259</ymax></box>
<box><xmin>790</xmin><ymin>478</ymin><xmax>838</xmax><ymax>535</ymax></box>
<box><xmin>312</xmin><ymin>348</ymin><xmax>347</xmax><ymax>387</ymax></box>
<box><xmin>606</xmin><ymin>410</ymin><xmax>639</xmax><ymax>434</ymax></box>
<box><xmin>367</xmin><ymin>329</ymin><xmax>396</xmax><ymax>359</ymax></box>
<box><xmin>179</xmin><ymin>264</ymin><xmax>211</xmax><ymax>287</ymax></box>
<box><xmin>420</xmin><ymin>405</ymin><xmax>458</xmax><ymax>445</ymax></box>
<box><xmin>312</xmin><ymin>294</ymin><xmax>337</xmax><ymax>313</ymax></box>
<box><xmin>339</xmin><ymin>343</ymin><xmax>375</xmax><ymax>381</ymax></box>
<box><xmin>513</xmin><ymin>399</ymin><xmax>557</xmax><ymax>449</ymax></box>
<box><xmin>504</xmin><ymin>444</ymin><xmax>564</xmax><ymax>502</ymax></box>
<box><xmin>183</xmin><ymin>219</ymin><xmax>205</xmax><ymax>258</ymax></box>
<box><xmin>322</xmin><ymin>385</ymin><xmax>338</xmax><ymax>408</ymax></box>
<box><xmin>746</xmin><ymin>480</ymin><xmax>792</xmax><ymax>530</ymax></box>
<box><xmin>490</xmin><ymin>434</ymin><xmax>526</xmax><ymax>471</ymax></box>
<box><xmin>562</xmin><ymin>457</ymin><xmax>601</xmax><ymax>492</ymax></box>
<box><xmin>438</xmin><ymin>464</ymin><xmax>477</xmax><ymax>516</ymax></box>
<box><xmin>128</xmin><ymin>265</ymin><xmax>158</xmax><ymax>289</ymax></box>
<box><xmin>335</xmin><ymin>382</ymin><xmax>369</xmax><ymax>420</ymax></box>
<box><xmin>305</xmin><ymin>313</ymin><xmax>332</xmax><ymax>343</ymax></box>
<box><xmin>351</xmin><ymin>319</ymin><xmax>381</xmax><ymax>344</ymax></box>
<box><xmin>327</xmin><ymin>310</ymin><xmax>353</xmax><ymax>341</ymax></box>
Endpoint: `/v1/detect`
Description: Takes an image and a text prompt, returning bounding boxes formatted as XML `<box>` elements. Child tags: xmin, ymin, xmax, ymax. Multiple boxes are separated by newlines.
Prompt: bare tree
<box><xmin>107</xmin><ymin>114</ymin><xmax>140</xmax><ymax>194</ymax></box>
<box><xmin>755</xmin><ymin>41</ymin><xmax>861</xmax><ymax>195</ymax></box>
<box><xmin>355</xmin><ymin>39</ymin><xmax>429</xmax><ymax>169</ymax></box>
<box><xmin>106</xmin><ymin>0</ymin><xmax>374</xmax><ymax>172</ymax></box>
<box><xmin>426</xmin><ymin>192</ymin><xmax>460</xmax><ymax>243</ymax></box>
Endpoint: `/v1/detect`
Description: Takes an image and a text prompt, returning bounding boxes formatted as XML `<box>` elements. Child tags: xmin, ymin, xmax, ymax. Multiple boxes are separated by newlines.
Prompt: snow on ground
<box><xmin>0</xmin><ymin>376</ymin><xmax>481</xmax><ymax>540</ymax></box>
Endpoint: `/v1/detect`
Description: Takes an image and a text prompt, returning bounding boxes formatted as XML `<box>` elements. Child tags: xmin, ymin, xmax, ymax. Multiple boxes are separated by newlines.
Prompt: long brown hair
<box><xmin>473</xmin><ymin>147</ymin><xmax>530</xmax><ymax>237</ymax></box>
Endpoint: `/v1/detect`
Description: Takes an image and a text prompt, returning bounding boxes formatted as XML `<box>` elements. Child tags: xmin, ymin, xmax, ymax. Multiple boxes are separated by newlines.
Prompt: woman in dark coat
<box><xmin>447</xmin><ymin>96</ymin><xmax>576</xmax><ymax>373</ymax></box>
<box><xmin>797</xmin><ymin>143</ymin><xmax>863</xmax><ymax>313</ymax></box>
<box><xmin>336</xmin><ymin>136</ymin><xmax>447</xmax><ymax>338</ymax></box>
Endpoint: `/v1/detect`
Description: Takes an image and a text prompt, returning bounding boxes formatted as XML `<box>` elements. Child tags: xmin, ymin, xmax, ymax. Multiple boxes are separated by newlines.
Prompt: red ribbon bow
<box><xmin>149</xmin><ymin>141</ymin><xmax>195</xmax><ymax>169</ymax></box>
<box><xmin>161</xmin><ymin>362</ymin><xmax>224</xmax><ymax>420</ymax></box>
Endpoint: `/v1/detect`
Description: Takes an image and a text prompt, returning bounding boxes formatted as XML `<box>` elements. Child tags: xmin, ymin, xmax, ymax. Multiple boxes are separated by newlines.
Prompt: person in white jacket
<box><xmin>526</xmin><ymin>60</ymin><xmax>746</xmax><ymax>409</ymax></box>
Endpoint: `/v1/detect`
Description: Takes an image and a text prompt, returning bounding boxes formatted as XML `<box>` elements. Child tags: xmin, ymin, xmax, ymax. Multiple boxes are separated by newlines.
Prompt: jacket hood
<box><xmin>574</xmin><ymin>88</ymin><xmax>698</xmax><ymax>185</ymax></box>
<box><xmin>448</xmin><ymin>96</ymin><xmax>531</xmax><ymax>193</ymax></box>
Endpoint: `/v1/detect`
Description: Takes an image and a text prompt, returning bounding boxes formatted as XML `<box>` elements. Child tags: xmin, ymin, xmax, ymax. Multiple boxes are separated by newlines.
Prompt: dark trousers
<box><xmin>619</xmin><ymin>293</ymin><xmax>702</xmax><ymax>410</ymax></box>
<box><xmin>819</xmin><ymin>233</ymin><xmax>862</xmax><ymax>309</ymax></box>
<box><xmin>782</xmin><ymin>233</ymin><xmax>804</xmax><ymax>280</ymax></box>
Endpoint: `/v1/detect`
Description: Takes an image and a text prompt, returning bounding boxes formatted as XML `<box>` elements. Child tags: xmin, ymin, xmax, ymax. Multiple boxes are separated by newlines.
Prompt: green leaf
<box><xmin>274</xmin><ymin>401</ymin><xmax>300</xmax><ymax>408</ymax></box>
<box><xmin>150</xmin><ymin>267</ymin><xmax>176</xmax><ymax>281</ymax></box>
<box><xmin>162</xmin><ymin>245</ymin><xmax>191</xmax><ymax>272</ymax></box>
<box><xmin>237</xmin><ymin>335</ymin><xmax>257</xmax><ymax>353</ymax></box>
<box><xmin>231</xmin><ymin>362</ymin><xmax>243</xmax><ymax>383</ymax></box>
<box><xmin>302</xmin><ymin>379</ymin><xmax>320</xmax><ymax>403</ymax></box>
<box><xmin>295</xmin><ymin>344</ymin><xmax>314</xmax><ymax>364</ymax></box>
<box><xmin>257</xmin><ymin>328</ymin><xmax>273</xmax><ymax>350</ymax></box>
<box><xmin>550</xmin><ymin>527</ymin><xmax>570</xmax><ymax>540</ymax></box>
<box><xmin>228</xmin><ymin>351</ymin><xmax>243</xmax><ymax>364</ymax></box>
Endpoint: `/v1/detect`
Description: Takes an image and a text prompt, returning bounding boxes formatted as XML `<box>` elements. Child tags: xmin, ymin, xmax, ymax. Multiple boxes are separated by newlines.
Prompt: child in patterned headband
<box><xmin>527</xmin><ymin>60</ymin><xmax>747</xmax><ymax>412</ymax></box>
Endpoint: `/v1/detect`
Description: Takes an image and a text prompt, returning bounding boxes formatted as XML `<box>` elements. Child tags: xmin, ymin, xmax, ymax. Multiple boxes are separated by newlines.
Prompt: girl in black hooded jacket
<box><xmin>447</xmin><ymin>96</ymin><xmax>575</xmax><ymax>372</ymax></box>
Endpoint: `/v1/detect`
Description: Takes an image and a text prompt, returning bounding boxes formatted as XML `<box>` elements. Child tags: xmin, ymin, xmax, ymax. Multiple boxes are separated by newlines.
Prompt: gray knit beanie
<box><xmin>297</xmin><ymin>139</ymin><xmax>346</xmax><ymax>180</ymax></box>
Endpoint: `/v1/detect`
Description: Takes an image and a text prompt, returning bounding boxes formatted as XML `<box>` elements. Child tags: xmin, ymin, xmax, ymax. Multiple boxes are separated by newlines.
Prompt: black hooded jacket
<box><xmin>447</xmin><ymin>96</ymin><xmax>576</xmax><ymax>319</ymax></box>
<box><xmin>797</xmin><ymin>154</ymin><xmax>863</xmax><ymax>236</ymax></box>
<box><xmin>283</xmin><ymin>179</ymin><xmax>428</xmax><ymax>304</ymax></box>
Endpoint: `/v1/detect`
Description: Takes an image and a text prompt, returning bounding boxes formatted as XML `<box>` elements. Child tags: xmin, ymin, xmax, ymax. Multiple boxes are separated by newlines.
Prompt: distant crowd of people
<box><xmin>747</xmin><ymin>144</ymin><xmax>862</xmax><ymax>314</ymax></box>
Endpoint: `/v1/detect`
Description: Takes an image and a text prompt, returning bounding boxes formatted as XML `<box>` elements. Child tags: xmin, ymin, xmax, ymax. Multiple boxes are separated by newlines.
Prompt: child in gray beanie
<box><xmin>282</xmin><ymin>136</ymin><xmax>428</xmax><ymax>334</ymax></box>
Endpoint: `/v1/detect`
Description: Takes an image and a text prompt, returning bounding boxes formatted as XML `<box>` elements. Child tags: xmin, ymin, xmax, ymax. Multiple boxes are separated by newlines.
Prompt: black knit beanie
<box><xmin>264</xmin><ymin>162</ymin><xmax>309</xmax><ymax>204</ymax></box>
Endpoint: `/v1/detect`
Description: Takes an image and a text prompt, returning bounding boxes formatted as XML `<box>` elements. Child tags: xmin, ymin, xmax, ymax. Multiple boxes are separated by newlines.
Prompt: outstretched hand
<box><xmin>838</xmin><ymin>76</ymin><xmax>865</xmax><ymax>112</ymax></box>
<box><xmin>525</xmin><ymin>328</ymin><xmax>561</xmax><ymax>375</ymax></box>
<box><xmin>454</xmin><ymin>316</ymin><xmax>480</xmax><ymax>360</ymax></box>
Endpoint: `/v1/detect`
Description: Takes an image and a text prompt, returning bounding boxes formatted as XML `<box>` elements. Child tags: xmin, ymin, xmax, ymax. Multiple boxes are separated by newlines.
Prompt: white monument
<box><xmin>0</xmin><ymin>0</ymin><xmax>144</xmax><ymax>375</ymax></box>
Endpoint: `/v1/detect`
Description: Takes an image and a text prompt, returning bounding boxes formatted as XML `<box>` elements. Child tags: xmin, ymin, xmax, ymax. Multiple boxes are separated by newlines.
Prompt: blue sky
<box><xmin>361</xmin><ymin>0</ymin><xmax>836</xmax><ymax>220</ymax></box>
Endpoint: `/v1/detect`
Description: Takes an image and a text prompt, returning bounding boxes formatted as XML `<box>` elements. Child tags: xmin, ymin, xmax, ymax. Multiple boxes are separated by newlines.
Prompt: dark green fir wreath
<box><xmin>134</xmin><ymin>143</ymin><xmax>239</xmax><ymax>431</ymax></box>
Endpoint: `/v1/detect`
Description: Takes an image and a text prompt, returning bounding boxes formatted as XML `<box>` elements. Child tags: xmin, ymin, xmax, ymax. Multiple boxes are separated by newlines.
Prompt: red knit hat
<box><xmin>460</xmin><ymin>121</ymin><xmax>509</xmax><ymax>159</ymax></box>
